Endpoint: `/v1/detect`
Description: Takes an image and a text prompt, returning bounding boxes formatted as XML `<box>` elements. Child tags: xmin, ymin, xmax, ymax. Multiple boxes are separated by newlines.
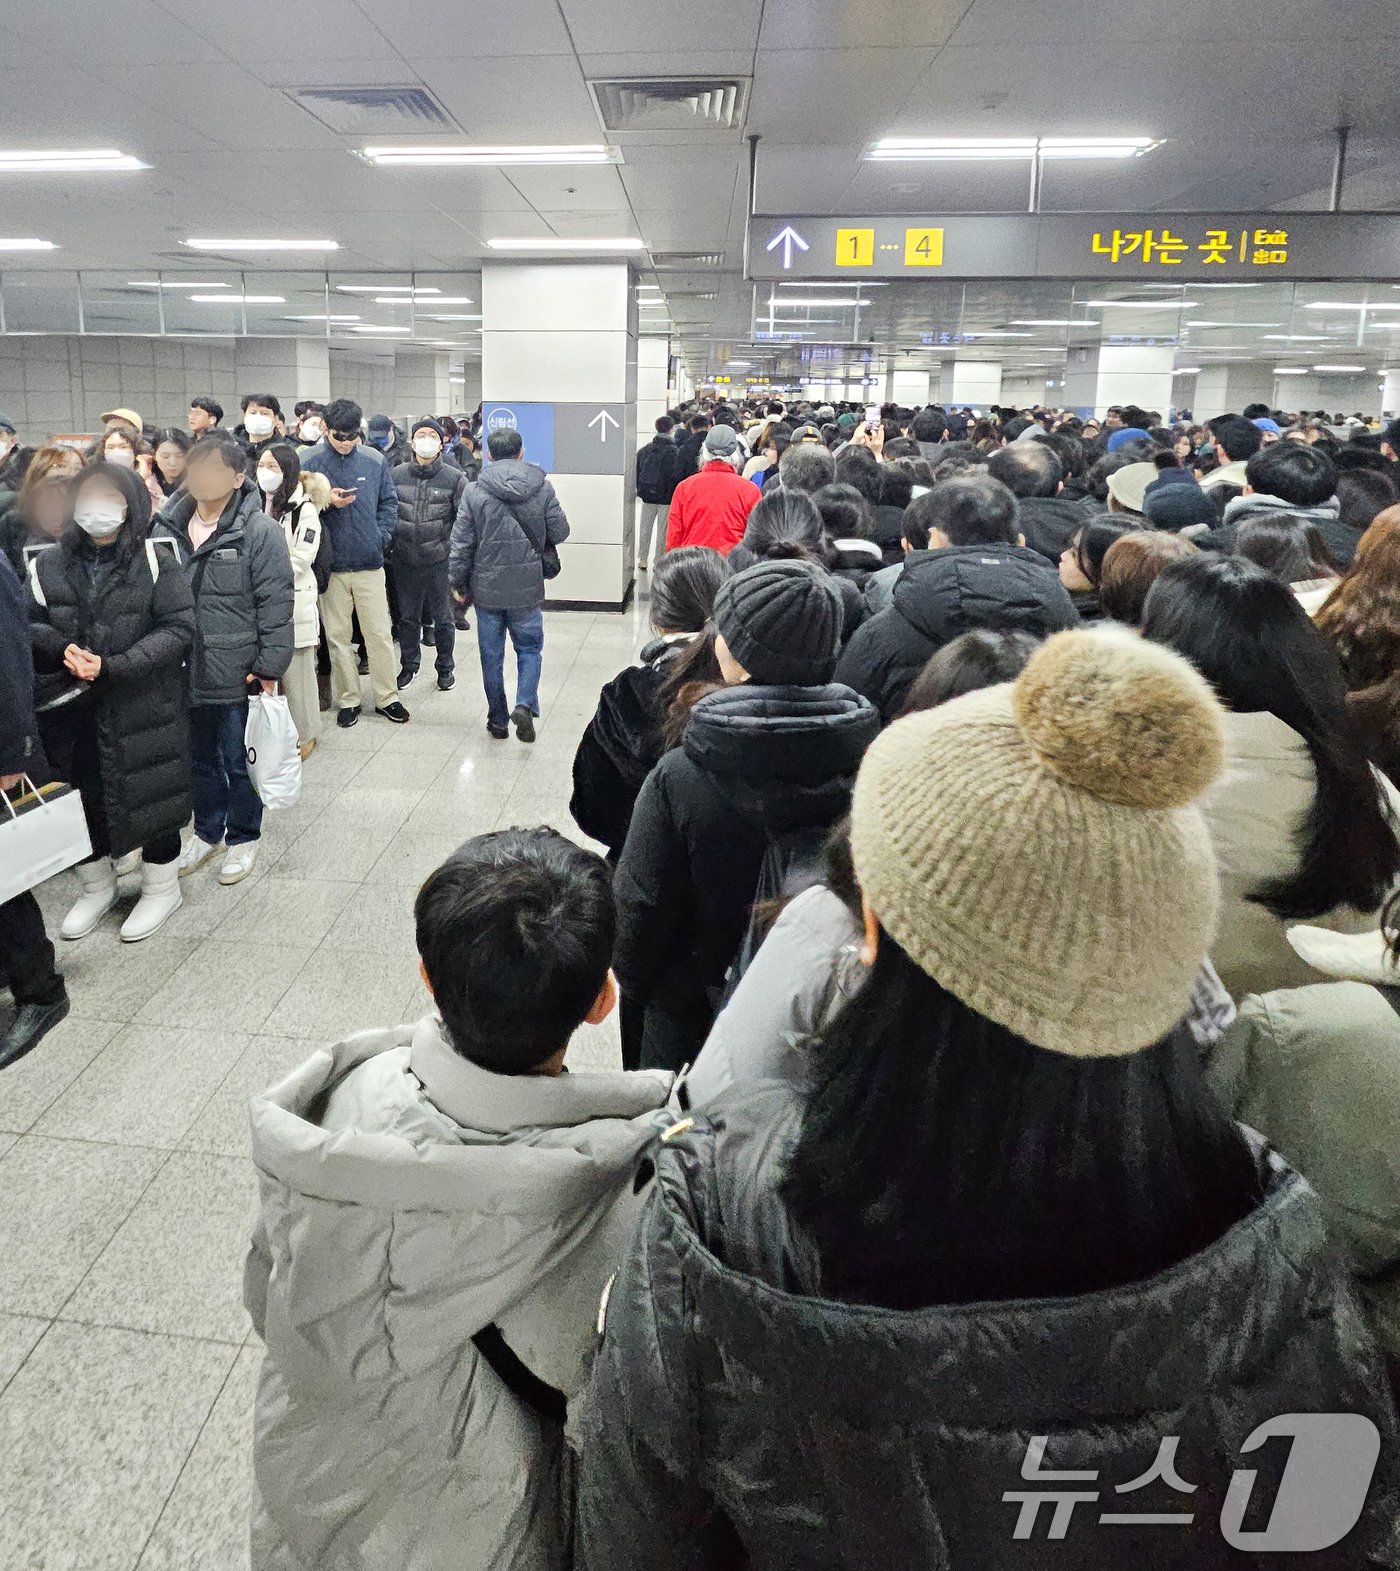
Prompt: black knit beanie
<box><xmin>411</xmin><ymin>416</ymin><xmax>445</xmax><ymax>441</ymax></box>
<box><xmin>714</xmin><ymin>559</ymin><xmax>843</xmax><ymax>686</ymax></box>
<box><xmin>1142</xmin><ymin>484</ymin><xmax>1218</xmax><ymax>532</ymax></box>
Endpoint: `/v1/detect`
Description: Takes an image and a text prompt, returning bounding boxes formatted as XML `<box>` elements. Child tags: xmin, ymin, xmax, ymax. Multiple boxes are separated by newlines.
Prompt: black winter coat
<box><xmin>389</xmin><ymin>457</ymin><xmax>468</xmax><ymax>569</ymax></box>
<box><xmin>577</xmin><ymin>1084</ymin><xmax>1400</xmax><ymax>1571</ymax></box>
<box><xmin>635</xmin><ymin>436</ymin><xmax>680</xmax><ymax>505</ymax></box>
<box><xmin>613</xmin><ymin>684</ymin><xmax>879</xmax><ymax>1059</ymax></box>
<box><xmin>152</xmin><ymin>486</ymin><xmax>294</xmax><ymax>705</ymax></box>
<box><xmin>0</xmin><ymin>552</ymin><xmax>41</xmax><ymax>777</ymax></box>
<box><xmin>674</xmin><ymin>430</ymin><xmax>708</xmax><ymax>484</ymax></box>
<box><xmin>836</xmin><ymin>544</ymin><xmax>1080</xmax><ymax>721</ymax></box>
<box><xmin>29</xmin><ymin>533</ymin><xmax>195</xmax><ymax>856</ymax></box>
<box><xmin>569</xmin><ymin>637</ymin><xmax>685</xmax><ymax>860</ymax></box>
<box><xmin>449</xmin><ymin>460</ymin><xmax>570</xmax><ymax>612</ymax></box>
<box><xmin>1016</xmin><ymin>494</ymin><xmax>1089</xmax><ymax>564</ymax></box>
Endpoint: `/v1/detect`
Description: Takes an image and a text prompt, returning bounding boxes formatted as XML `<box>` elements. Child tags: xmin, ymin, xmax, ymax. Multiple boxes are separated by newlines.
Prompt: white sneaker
<box><xmin>179</xmin><ymin>835</ymin><xmax>224</xmax><ymax>877</ymax></box>
<box><xmin>60</xmin><ymin>860</ymin><xmax>118</xmax><ymax>940</ymax></box>
<box><xmin>119</xmin><ymin>859</ymin><xmax>182</xmax><ymax>943</ymax></box>
<box><xmin>219</xmin><ymin>842</ymin><xmax>259</xmax><ymax>885</ymax></box>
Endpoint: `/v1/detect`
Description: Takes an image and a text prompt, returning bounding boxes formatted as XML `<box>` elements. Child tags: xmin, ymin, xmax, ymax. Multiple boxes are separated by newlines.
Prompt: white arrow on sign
<box><xmin>588</xmin><ymin>409</ymin><xmax>620</xmax><ymax>442</ymax></box>
<box><xmin>765</xmin><ymin>224</ymin><xmax>809</xmax><ymax>270</ymax></box>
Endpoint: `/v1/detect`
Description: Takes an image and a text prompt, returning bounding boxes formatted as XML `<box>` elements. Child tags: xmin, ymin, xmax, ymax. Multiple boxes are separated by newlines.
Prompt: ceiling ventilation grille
<box><xmin>589</xmin><ymin>78</ymin><xmax>750</xmax><ymax>133</ymax></box>
<box><xmin>286</xmin><ymin>86</ymin><xmax>459</xmax><ymax>136</ymax></box>
<box><xmin>649</xmin><ymin>251</ymin><xmax>725</xmax><ymax>269</ymax></box>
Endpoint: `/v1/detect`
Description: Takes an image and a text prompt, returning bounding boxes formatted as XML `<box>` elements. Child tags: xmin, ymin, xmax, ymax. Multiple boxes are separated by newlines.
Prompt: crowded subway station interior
<box><xmin>7</xmin><ymin>2</ymin><xmax>1400</xmax><ymax>1566</ymax></box>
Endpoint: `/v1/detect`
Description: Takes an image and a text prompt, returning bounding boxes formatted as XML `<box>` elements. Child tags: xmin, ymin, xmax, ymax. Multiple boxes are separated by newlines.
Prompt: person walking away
<box><xmin>255</xmin><ymin>442</ymin><xmax>328</xmax><ymax>759</ymax></box>
<box><xmin>245</xmin><ymin>827</ymin><xmax>676</xmax><ymax>1571</ymax></box>
<box><xmin>578</xmin><ymin>626</ymin><xmax>1400</xmax><ymax>1570</ymax></box>
<box><xmin>29</xmin><ymin>462</ymin><xmax>196</xmax><ymax>943</ymax></box>
<box><xmin>665</xmin><ymin>425</ymin><xmax>759</xmax><ymax>555</ymax></box>
<box><xmin>449</xmin><ymin>427</ymin><xmax>569</xmax><ymax>742</ymax></box>
<box><xmin>0</xmin><ymin>552</ymin><xmax>70</xmax><ymax>1065</ymax></box>
<box><xmin>152</xmin><ymin>434</ymin><xmax>294</xmax><ymax>887</ymax></box>
<box><xmin>635</xmin><ymin>416</ymin><xmax>679</xmax><ymax>574</ymax></box>
<box><xmin>391</xmin><ymin>419</ymin><xmax>467</xmax><ymax>693</ymax></box>
<box><xmin>300</xmin><ymin>399</ymin><xmax>409</xmax><ymax>728</ymax></box>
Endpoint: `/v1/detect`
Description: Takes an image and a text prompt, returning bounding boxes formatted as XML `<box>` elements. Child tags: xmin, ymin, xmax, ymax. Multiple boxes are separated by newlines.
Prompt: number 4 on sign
<box><xmin>589</xmin><ymin>410</ymin><xmax>619</xmax><ymax>442</ymax></box>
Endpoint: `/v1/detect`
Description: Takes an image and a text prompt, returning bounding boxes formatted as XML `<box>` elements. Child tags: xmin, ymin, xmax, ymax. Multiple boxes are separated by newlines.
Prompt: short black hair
<box><xmin>241</xmin><ymin>392</ymin><xmax>282</xmax><ymax>418</ymax></box>
<box><xmin>688</xmin><ymin>413</ymin><xmax>712</xmax><ymax>432</ymax></box>
<box><xmin>323</xmin><ymin>398</ymin><xmax>363</xmax><ymax>434</ymax></box>
<box><xmin>1210</xmin><ymin>413</ymin><xmax>1264</xmax><ymax>462</ymax></box>
<box><xmin>833</xmin><ymin>446</ymin><xmax>883</xmax><ymax>507</ymax></box>
<box><xmin>778</xmin><ymin>442</ymin><xmax>836</xmax><ymax>495</ymax></box>
<box><xmin>812</xmin><ymin>481</ymin><xmax>873</xmax><ymax>541</ymax></box>
<box><xmin>187</xmin><ymin>431</ymin><xmax>249</xmax><ymax>474</ymax></box>
<box><xmin>1242</xmin><ymin>402</ymin><xmax>1273</xmax><ymax>421</ymax></box>
<box><xmin>654</xmin><ymin>415</ymin><xmax>675</xmax><ymax>434</ymax></box>
<box><xmin>1245</xmin><ymin>440</ymin><xmax>1337</xmax><ymax>507</ymax></box>
<box><xmin>293</xmin><ymin>400</ymin><xmax>326</xmax><ymax>420</ymax></box>
<box><xmin>911</xmin><ymin>472</ymin><xmax>1019</xmax><ymax>547</ymax></box>
<box><xmin>910</xmin><ymin>409</ymin><xmax>947</xmax><ymax>444</ymax></box>
<box><xmin>879</xmin><ymin>464</ymin><xmax>914</xmax><ymax>509</ymax></box>
<box><xmin>190</xmin><ymin>395</ymin><xmax>223</xmax><ymax>423</ymax></box>
<box><xmin>414</xmin><ymin>828</ymin><xmax>614</xmax><ymax>1073</ymax></box>
<box><xmin>987</xmin><ymin>441</ymin><xmax>1063</xmax><ymax>499</ymax></box>
<box><xmin>487</xmin><ymin>428</ymin><xmax>524</xmax><ymax>461</ymax></box>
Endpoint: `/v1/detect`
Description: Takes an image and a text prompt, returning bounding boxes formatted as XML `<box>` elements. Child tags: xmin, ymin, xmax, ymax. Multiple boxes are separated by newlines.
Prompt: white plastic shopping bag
<box><xmin>0</xmin><ymin>778</ymin><xmax>93</xmax><ymax>903</ymax></box>
<box><xmin>245</xmin><ymin>693</ymin><xmax>302</xmax><ymax>810</ymax></box>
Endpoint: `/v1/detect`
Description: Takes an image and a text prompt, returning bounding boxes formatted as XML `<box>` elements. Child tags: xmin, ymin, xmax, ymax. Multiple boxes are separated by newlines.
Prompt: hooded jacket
<box><xmin>450</xmin><ymin>459</ymin><xmax>570</xmax><ymax>612</ymax></box>
<box><xmin>1015</xmin><ymin>493</ymin><xmax>1090</xmax><ymax>564</ymax></box>
<box><xmin>29</xmin><ymin>528</ymin><xmax>195</xmax><ymax>855</ymax></box>
<box><xmin>576</xmin><ymin>1085</ymin><xmax>1400</xmax><ymax>1571</ymax></box>
<box><xmin>1196</xmin><ymin>492</ymin><xmax>1351</xmax><ymax>561</ymax></box>
<box><xmin>570</xmin><ymin>635</ymin><xmax>689</xmax><ymax>860</ymax></box>
<box><xmin>666</xmin><ymin>461</ymin><xmax>760</xmax><ymax>555</ymax></box>
<box><xmin>298</xmin><ymin>439</ymin><xmax>399</xmax><ymax>573</ymax></box>
<box><xmin>152</xmin><ymin>484</ymin><xmax>294</xmax><ymax>705</ymax></box>
<box><xmin>613</xmin><ymin>683</ymin><xmax>879</xmax><ymax>1054</ymax></box>
<box><xmin>245</xmin><ymin>1016</ymin><xmax>674</xmax><ymax>1571</ymax></box>
<box><xmin>390</xmin><ymin>454</ymin><xmax>469</xmax><ymax>570</ymax></box>
<box><xmin>836</xmin><ymin>543</ymin><xmax>1080</xmax><ymax>721</ymax></box>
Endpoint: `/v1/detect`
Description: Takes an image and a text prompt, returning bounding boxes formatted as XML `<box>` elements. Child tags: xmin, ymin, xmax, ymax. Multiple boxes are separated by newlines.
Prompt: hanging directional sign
<box><xmin>554</xmin><ymin>402</ymin><xmax>627</xmax><ymax>475</ymax></box>
<box><xmin>749</xmin><ymin>212</ymin><xmax>1400</xmax><ymax>281</ymax></box>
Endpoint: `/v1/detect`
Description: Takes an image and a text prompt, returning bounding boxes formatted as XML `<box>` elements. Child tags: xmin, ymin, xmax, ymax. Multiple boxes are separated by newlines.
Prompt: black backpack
<box><xmin>720</xmin><ymin>825</ymin><xmax>831</xmax><ymax>1008</ymax></box>
<box><xmin>636</xmin><ymin>441</ymin><xmax>672</xmax><ymax>503</ymax></box>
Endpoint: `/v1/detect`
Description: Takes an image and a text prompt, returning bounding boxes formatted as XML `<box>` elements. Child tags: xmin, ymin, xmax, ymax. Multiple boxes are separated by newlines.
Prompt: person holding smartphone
<box><xmin>300</xmin><ymin>398</ymin><xmax>409</xmax><ymax>728</ymax></box>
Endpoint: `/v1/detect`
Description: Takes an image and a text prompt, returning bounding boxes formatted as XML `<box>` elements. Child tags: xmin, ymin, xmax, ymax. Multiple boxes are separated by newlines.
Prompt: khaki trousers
<box><xmin>283</xmin><ymin>646</ymin><xmax>320</xmax><ymax>745</ymax></box>
<box><xmin>320</xmin><ymin>569</ymin><xmax>398</xmax><ymax>710</ymax></box>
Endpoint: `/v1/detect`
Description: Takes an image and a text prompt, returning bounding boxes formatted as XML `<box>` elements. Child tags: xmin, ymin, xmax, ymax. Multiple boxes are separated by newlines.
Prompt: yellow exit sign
<box><xmin>834</xmin><ymin>226</ymin><xmax>944</xmax><ymax>267</ymax></box>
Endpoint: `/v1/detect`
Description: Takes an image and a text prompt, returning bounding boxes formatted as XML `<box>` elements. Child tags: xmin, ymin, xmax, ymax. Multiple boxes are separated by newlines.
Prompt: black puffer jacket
<box><xmin>613</xmin><ymin>684</ymin><xmax>879</xmax><ymax>1061</ymax></box>
<box><xmin>449</xmin><ymin>459</ymin><xmax>570</xmax><ymax>612</ymax></box>
<box><xmin>389</xmin><ymin>457</ymin><xmax>468</xmax><ymax>569</ymax></box>
<box><xmin>578</xmin><ymin>1083</ymin><xmax>1400</xmax><ymax>1571</ymax></box>
<box><xmin>29</xmin><ymin>532</ymin><xmax>195</xmax><ymax>856</ymax></box>
<box><xmin>1016</xmin><ymin>494</ymin><xmax>1089</xmax><ymax>564</ymax></box>
<box><xmin>836</xmin><ymin>544</ymin><xmax>1079</xmax><ymax>721</ymax></box>
<box><xmin>152</xmin><ymin>485</ymin><xmax>294</xmax><ymax>705</ymax></box>
<box><xmin>570</xmin><ymin>637</ymin><xmax>686</xmax><ymax>860</ymax></box>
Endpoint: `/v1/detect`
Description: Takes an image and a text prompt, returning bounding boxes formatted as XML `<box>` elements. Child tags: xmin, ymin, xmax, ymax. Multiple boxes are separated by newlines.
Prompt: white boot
<box><xmin>60</xmin><ymin>860</ymin><xmax>118</xmax><ymax>940</ymax></box>
<box><xmin>119</xmin><ymin>858</ymin><xmax>183</xmax><ymax>943</ymax></box>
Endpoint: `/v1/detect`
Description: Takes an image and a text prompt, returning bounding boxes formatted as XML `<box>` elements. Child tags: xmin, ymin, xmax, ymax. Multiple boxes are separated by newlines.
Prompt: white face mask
<box><xmin>299</xmin><ymin>420</ymin><xmax>324</xmax><ymax>442</ymax></box>
<box><xmin>412</xmin><ymin>435</ymin><xmax>441</xmax><ymax>459</ymax></box>
<box><xmin>256</xmin><ymin>466</ymin><xmax>282</xmax><ymax>494</ymax></box>
<box><xmin>74</xmin><ymin>500</ymin><xmax>126</xmax><ymax>537</ymax></box>
<box><xmin>104</xmin><ymin>446</ymin><xmax>135</xmax><ymax>468</ymax></box>
<box><xmin>246</xmin><ymin>412</ymin><xmax>274</xmax><ymax>439</ymax></box>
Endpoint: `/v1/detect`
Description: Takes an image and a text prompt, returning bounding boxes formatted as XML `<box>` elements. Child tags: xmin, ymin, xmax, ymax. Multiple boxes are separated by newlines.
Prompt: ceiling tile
<box><xmin>560</xmin><ymin>0</ymin><xmax>760</xmax><ymax>55</ymax></box>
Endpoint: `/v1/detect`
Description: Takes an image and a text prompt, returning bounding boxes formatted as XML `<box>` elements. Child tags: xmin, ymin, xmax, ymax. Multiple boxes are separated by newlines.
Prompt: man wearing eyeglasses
<box><xmin>301</xmin><ymin>398</ymin><xmax>409</xmax><ymax>727</ymax></box>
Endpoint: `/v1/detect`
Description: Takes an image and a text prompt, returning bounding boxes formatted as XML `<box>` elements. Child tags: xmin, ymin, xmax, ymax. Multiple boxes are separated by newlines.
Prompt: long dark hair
<box><xmin>648</xmin><ymin>545</ymin><xmax>728</xmax><ymax>635</ymax></box>
<box><xmin>1073</xmin><ymin>518</ymin><xmax>1131</xmax><ymax>586</ymax></box>
<box><xmin>1143</xmin><ymin>555</ymin><xmax>1400</xmax><ymax>926</ymax></box>
<box><xmin>780</xmin><ymin>935</ymin><xmax>1259</xmax><ymax>1308</ymax></box>
<box><xmin>899</xmin><ymin>629</ymin><xmax>1040</xmax><ymax>716</ymax></box>
<box><xmin>66</xmin><ymin>461</ymin><xmax>153</xmax><ymax>569</ymax></box>
<box><xmin>739</xmin><ymin>488</ymin><xmax>834</xmax><ymax>567</ymax></box>
<box><xmin>1234</xmin><ymin>512</ymin><xmax>1339</xmax><ymax>586</ymax></box>
<box><xmin>258</xmin><ymin>441</ymin><xmax>302</xmax><ymax>520</ymax></box>
<box><xmin>658</xmin><ymin>628</ymin><xmax>726</xmax><ymax>749</ymax></box>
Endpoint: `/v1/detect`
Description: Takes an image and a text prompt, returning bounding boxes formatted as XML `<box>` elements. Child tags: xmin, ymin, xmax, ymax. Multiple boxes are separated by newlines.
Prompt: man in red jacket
<box><xmin>665</xmin><ymin>425</ymin><xmax>759</xmax><ymax>555</ymax></box>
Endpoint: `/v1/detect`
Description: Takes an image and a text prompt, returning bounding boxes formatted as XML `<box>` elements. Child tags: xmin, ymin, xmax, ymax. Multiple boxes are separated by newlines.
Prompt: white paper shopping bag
<box><xmin>0</xmin><ymin>779</ymin><xmax>93</xmax><ymax>904</ymax></box>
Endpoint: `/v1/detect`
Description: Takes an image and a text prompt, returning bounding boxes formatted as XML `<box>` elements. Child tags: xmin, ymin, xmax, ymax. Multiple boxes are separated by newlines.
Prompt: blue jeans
<box><xmin>476</xmin><ymin>607</ymin><xmax>544</xmax><ymax>728</ymax></box>
<box><xmin>190</xmin><ymin>700</ymin><xmax>262</xmax><ymax>847</ymax></box>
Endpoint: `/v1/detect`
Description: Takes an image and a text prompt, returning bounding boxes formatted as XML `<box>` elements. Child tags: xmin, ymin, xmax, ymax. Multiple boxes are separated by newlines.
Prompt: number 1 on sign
<box><xmin>836</xmin><ymin>228</ymin><xmax>875</xmax><ymax>266</ymax></box>
<box><xmin>904</xmin><ymin>227</ymin><xmax>945</xmax><ymax>267</ymax></box>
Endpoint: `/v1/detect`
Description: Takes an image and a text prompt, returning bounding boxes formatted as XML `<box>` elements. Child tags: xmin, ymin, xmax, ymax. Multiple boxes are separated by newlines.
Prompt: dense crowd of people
<box><xmin>6</xmin><ymin>384</ymin><xmax>1400</xmax><ymax>1565</ymax></box>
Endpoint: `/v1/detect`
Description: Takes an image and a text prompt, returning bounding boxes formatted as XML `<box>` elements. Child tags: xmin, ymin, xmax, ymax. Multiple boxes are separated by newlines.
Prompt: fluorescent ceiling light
<box><xmin>190</xmin><ymin>293</ymin><xmax>285</xmax><ymax>304</ymax></box>
<box><xmin>1081</xmin><ymin>299</ymin><xmax>1198</xmax><ymax>309</ymax></box>
<box><xmin>777</xmin><ymin>281</ymin><xmax>889</xmax><ymax>288</ymax></box>
<box><xmin>484</xmin><ymin>237</ymin><xmax>644</xmax><ymax>251</ymax></box>
<box><xmin>184</xmin><ymin>238</ymin><xmax>339</xmax><ymax>251</ymax></box>
<box><xmin>963</xmin><ymin>330</ymin><xmax>1034</xmax><ymax>338</ymax></box>
<box><xmin>1010</xmin><ymin>318</ymin><xmax>1099</xmax><ymax>326</ymax></box>
<box><xmin>362</xmin><ymin>143</ymin><xmax>618</xmax><ymax>166</ymax></box>
<box><xmin>415</xmin><ymin>313</ymin><xmax>482</xmax><ymax>320</ymax></box>
<box><xmin>1305</xmin><ymin>301</ymin><xmax>1400</xmax><ymax>311</ymax></box>
<box><xmin>1038</xmin><ymin>138</ymin><xmax>1159</xmax><ymax>159</ymax></box>
<box><xmin>0</xmin><ymin>238</ymin><xmax>56</xmax><ymax>251</ymax></box>
<box><xmin>767</xmin><ymin>297</ymin><xmax>861</xmax><ymax>308</ymax></box>
<box><xmin>1262</xmin><ymin>334</ymin><xmax>1330</xmax><ymax>341</ymax></box>
<box><xmin>1172</xmin><ymin>366</ymin><xmax>1201</xmax><ymax>375</ymax></box>
<box><xmin>1185</xmin><ymin>320</ymin><xmax>1282</xmax><ymax>328</ymax></box>
<box><xmin>865</xmin><ymin>135</ymin><xmax>1156</xmax><ymax>161</ymax></box>
<box><xmin>1273</xmin><ymin>367</ymin><xmax>1309</xmax><ymax>374</ymax></box>
<box><xmin>372</xmin><ymin>294</ymin><xmax>474</xmax><ymax>305</ymax></box>
<box><xmin>1313</xmin><ymin>363</ymin><xmax>1367</xmax><ymax>372</ymax></box>
<box><xmin>127</xmin><ymin>280</ymin><xmax>228</xmax><ymax>289</ymax></box>
<box><xmin>350</xmin><ymin>324</ymin><xmax>413</xmax><ymax>334</ymax></box>
<box><xmin>0</xmin><ymin>149</ymin><xmax>146</xmax><ymax>172</ymax></box>
<box><xmin>283</xmin><ymin>313</ymin><xmax>361</xmax><ymax>322</ymax></box>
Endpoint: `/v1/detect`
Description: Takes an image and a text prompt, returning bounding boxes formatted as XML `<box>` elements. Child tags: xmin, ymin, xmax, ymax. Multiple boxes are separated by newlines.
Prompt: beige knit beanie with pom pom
<box><xmin>850</xmin><ymin>624</ymin><xmax>1226</xmax><ymax>1057</ymax></box>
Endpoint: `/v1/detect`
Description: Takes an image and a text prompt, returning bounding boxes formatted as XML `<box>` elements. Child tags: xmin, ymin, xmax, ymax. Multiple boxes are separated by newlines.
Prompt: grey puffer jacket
<box><xmin>577</xmin><ymin>1083</ymin><xmax>1400</xmax><ymax>1570</ymax></box>
<box><xmin>245</xmin><ymin>1016</ymin><xmax>674</xmax><ymax>1571</ymax></box>
<box><xmin>450</xmin><ymin>459</ymin><xmax>570</xmax><ymax>611</ymax></box>
<box><xmin>152</xmin><ymin>484</ymin><xmax>293</xmax><ymax>704</ymax></box>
